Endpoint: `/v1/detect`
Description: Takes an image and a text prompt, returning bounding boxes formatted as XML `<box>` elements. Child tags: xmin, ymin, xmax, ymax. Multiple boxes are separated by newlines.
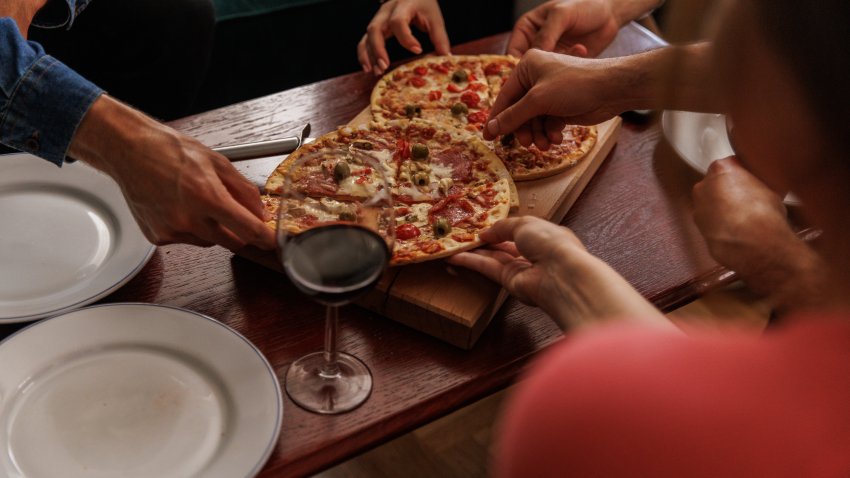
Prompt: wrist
<box><xmin>69</xmin><ymin>95</ymin><xmax>169</xmax><ymax>176</ymax></box>
<box><xmin>541</xmin><ymin>246</ymin><xmax>670</xmax><ymax>330</ymax></box>
<box><xmin>744</xmin><ymin>235</ymin><xmax>827</xmax><ymax>316</ymax></box>
<box><xmin>599</xmin><ymin>51</ymin><xmax>660</xmax><ymax>113</ymax></box>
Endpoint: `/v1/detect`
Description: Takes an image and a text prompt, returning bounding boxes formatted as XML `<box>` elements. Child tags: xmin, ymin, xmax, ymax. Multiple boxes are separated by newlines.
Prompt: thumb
<box><xmin>706</xmin><ymin>156</ymin><xmax>742</xmax><ymax>176</ymax></box>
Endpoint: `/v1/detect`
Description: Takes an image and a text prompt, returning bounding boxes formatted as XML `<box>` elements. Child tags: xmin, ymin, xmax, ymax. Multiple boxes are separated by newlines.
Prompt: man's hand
<box><xmin>508</xmin><ymin>0</ymin><xmax>621</xmax><ymax>59</ymax></box>
<box><xmin>693</xmin><ymin>157</ymin><xmax>790</xmax><ymax>274</ymax></box>
<box><xmin>358</xmin><ymin>0</ymin><xmax>450</xmax><ymax>76</ymax></box>
<box><xmin>693</xmin><ymin>157</ymin><xmax>826</xmax><ymax>313</ymax></box>
<box><xmin>484</xmin><ymin>49</ymin><xmax>629</xmax><ymax>148</ymax></box>
<box><xmin>449</xmin><ymin>216</ymin><xmax>670</xmax><ymax>330</ymax></box>
<box><xmin>69</xmin><ymin>95</ymin><xmax>275</xmax><ymax>252</ymax></box>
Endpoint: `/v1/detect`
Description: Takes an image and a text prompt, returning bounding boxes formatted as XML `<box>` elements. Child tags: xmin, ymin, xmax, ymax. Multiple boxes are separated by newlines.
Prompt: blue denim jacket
<box><xmin>0</xmin><ymin>0</ymin><xmax>102</xmax><ymax>166</ymax></box>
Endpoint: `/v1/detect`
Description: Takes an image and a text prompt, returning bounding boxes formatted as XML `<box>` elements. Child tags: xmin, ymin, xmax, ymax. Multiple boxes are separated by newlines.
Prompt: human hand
<box><xmin>69</xmin><ymin>95</ymin><xmax>275</xmax><ymax>252</ymax></box>
<box><xmin>692</xmin><ymin>157</ymin><xmax>793</xmax><ymax>279</ymax></box>
<box><xmin>448</xmin><ymin>216</ymin><xmax>669</xmax><ymax>330</ymax></box>
<box><xmin>357</xmin><ymin>0</ymin><xmax>450</xmax><ymax>76</ymax></box>
<box><xmin>692</xmin><ymin>157</ymin><xmax>826</xmax><ymax>312</ymax></box>
<box><xmin>449</xmin><ymin>217</ymin><xmax>587</xmax><ymax>309</ymax></box>
<box><xmin>483</xmin><ymin>49</ymin><xmax>625</xmax><ymax>149</ymax></box>
<box><xmin>508</xmin><ymin>0</ymin><xmax>621</xmax><ymax>58</ymax></box>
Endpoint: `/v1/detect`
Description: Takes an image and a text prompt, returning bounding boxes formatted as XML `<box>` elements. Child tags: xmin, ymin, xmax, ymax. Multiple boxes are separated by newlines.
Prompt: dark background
<box><xmin>195</xmin><ymin>0</ymin><xmax>514</xmax><ymax>113</ymax></box>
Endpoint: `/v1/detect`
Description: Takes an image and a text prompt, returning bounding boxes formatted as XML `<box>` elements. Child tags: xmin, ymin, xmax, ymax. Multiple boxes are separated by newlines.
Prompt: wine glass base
<box><xmin>285</xmin><ymin>351</ymin><xmax>373</xmax><ymax>414</ymax></box>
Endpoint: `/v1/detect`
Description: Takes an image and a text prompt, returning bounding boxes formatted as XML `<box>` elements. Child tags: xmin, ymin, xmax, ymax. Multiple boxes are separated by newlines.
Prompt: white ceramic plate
<box><xmin>0</xmin><ymin>154</ymin><xmax>155</xmax><ymax>322</ymax></box>
<box><xmin>661</xmin><ymin>111</ymin><xmax>800</xmax><ymax>206</ymax></box>
<box><xmin>0</xmin><ymin>303</ymin><xmax>282</xmax><ymax>478</ymax></box>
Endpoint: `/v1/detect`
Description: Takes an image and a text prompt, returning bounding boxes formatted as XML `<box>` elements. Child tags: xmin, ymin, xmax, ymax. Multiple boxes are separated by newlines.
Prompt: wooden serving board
<box><xmin>237</xmin><ymin>109</ymin><xmax>621</xmax><ymax>349</ymax></box>
<box><xmin>349</xmin><ymin>108</ymin><xmax>622</xmax><ymax>349</ymax></box>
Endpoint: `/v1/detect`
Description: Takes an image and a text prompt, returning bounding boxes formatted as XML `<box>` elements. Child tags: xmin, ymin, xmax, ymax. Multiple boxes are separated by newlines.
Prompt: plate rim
<box><xmin>660</xmin><ymin>109</ymin><xmax>730</xmax><ymax>175</ymax></box>
<box><xmin>0</xmin><ymin>154</ymin><xmax>156</xmax><ymax>323</ymax></box>
<box><xmin>0</xmin><ymin>302</ymin><xmax>283</xmax><ymax>478</ymax></box>
<box><xmin>660</xmin><ymin>110</ymin><xmax>801</xmax><ymax>206</ymax></box>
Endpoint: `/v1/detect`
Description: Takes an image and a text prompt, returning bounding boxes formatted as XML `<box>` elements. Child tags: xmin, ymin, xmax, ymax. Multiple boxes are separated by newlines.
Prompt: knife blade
<box><xmin>213</xmin><ymin>123</ymin><xmax>311</xmax><ymax>160</ymax></box>
<box><xmin>226</xmin><ymin>125</ymin><xmax>314</xmax><ymax>191</ymax></box>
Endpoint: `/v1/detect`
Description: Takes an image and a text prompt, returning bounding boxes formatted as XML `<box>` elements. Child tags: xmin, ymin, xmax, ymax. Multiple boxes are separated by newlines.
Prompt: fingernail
<box><xmin>377</xmin><ymin>59</ymin><xmax>388</xmax><ymax>71</ymax></box>
<box><xmin>486</xmin><ymin>119</ymin><xmax>498</xmax><ymax>136</ymax></box>
<box><xmin>361</xmin><ymin>63</ymin><xmax>370</xmax><ymax>73</ymax></box>
<box><xmin>373</xmin><ymin>65</ymin><xmax>382</xmax><ymax>76</ymax></box>
<box><xmin>411</xmin><ymin>46</ymin><xmax>422</xmax><ymax>54</ymax></box>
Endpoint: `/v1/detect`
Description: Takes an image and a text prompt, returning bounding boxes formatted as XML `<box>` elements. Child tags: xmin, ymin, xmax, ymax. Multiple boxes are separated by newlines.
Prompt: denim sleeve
<box><xmin>0</xmin><ymin>18</ymin><xmax>102</xmax><ymax>166</ymax></box>
<box><xmin>32</xmin><ymin>0</ymin><xmax>93</xmax><ymax>29</ymax></box>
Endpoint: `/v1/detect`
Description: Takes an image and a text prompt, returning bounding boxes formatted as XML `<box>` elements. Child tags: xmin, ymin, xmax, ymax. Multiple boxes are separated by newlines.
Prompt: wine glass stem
<box><xmin>321</xmin><ymin>305</ymin><xmax>340</xmax><ymax>378</ymax></box>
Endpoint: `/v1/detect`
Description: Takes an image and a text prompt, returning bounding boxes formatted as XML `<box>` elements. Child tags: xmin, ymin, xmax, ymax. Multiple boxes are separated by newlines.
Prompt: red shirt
<box><xmin>496</xmin><ymin>317</ymin><xmax>850</xmax><ymax>477</ymax></box>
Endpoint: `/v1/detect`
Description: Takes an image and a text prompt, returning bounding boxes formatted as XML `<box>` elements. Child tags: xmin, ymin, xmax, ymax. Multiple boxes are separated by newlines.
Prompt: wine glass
<box><xmin>277</xmin><ymin>149</ymin><xmax>394</xmax><ymax>414</ymax></box>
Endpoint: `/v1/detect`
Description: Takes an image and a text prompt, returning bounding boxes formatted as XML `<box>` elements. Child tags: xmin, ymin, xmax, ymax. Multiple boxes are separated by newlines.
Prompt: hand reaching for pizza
<box><xmin>692</xmin><ymin>157</ymin><xmax>826</xmax><ymax>313</ymax></box>
<box><xmin>68</xmin><ymin>95</ymin><xmax>276</xmax><ymax>252</ymax></box>
<box><xmin>358</xmin><ymin>0</ymin><xmax>450</xmax><ymax>76</ymax></box>
<box><xmin>448</xmin><ymin>216</ymin><xmax>670</xmax><ymax>330</ymax></box>
<box><xmin>483</xmin><ymin>49</ymin><xmax>624</xmax><ymax>149</ymax></box>
<box><xmin>507</xmin><ymin>0</ymin><xmax>622</xmax><ymax>58</ymax></box>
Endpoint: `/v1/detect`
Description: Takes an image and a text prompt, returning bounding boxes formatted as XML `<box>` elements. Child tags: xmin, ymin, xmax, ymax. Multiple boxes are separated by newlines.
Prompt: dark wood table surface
<box><xmin>1</xmin><ymin>31</ymin><xmax>726</xmax><ymax>477</ymax></box>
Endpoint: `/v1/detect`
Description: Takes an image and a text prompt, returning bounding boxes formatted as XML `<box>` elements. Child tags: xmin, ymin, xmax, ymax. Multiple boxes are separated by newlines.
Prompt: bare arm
<box><xmin>484</xmin><ymin>42</ymin><xmax>721</xmax><ymax>148</ymax></box>
<box><xmin>69</xmin><ymin>95</ymin><xmax>276</xmax><ymax>252</ymax></box>
<box><xmin>448</xmin><ymin>217</ymin><xmax>673</xmax><ymax>331</ymax></box>
<box><xmin>0</xmin><ymin>0</ymin><xmax>47</xmax><ymax>38</ymax></box>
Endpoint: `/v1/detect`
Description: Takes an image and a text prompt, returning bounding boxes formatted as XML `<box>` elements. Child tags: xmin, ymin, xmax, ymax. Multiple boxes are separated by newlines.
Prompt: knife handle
<box><xmin>213</xmin><ymin>137</ymin><xmax>300</xmax><ymax>160</ymax></box>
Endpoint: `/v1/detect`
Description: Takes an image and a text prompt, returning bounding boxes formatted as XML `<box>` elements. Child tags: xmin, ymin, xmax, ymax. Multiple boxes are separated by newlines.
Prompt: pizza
<box><xmin>263</xmin><ymin>119</ymin><xmax>517</xmax><ymax>265</ymax></box>
<box><xmin>371</xmin><ymin>54</ymin><xmax>598</xmax><ymax>181</ymax></box>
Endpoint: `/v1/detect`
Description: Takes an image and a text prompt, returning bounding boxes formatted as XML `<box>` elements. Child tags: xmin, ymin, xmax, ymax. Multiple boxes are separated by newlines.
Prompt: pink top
<box><xmin>495</xmin><ymin>316</ymin><xmax>850</xmax><ymax>477</ymax></box>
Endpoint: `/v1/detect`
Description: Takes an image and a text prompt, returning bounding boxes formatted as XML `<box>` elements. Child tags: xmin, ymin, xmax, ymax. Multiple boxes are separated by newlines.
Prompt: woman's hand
<box><xmin>449</xmin><ymin>216</ymin><xmax>671</xmax><ymax>330</ymax></box>
<box><xmin>357</xmin><ymin>0</ymin><xmax>450</xmax><ymax>76</ymax></box>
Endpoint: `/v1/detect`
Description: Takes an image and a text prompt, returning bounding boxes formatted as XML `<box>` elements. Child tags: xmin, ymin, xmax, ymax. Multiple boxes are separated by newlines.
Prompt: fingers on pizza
<box><xmin>371</xmin><ymin>54</ymin><xmax>597</xmax><ymax>181</ymax></box>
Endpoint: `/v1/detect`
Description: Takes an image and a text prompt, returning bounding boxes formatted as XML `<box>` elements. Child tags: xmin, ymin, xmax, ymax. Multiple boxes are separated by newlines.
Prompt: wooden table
<box><xmin>0</xmin><ymin>30</ymin><xmax>726</xmax><ymax>477</ymax></box>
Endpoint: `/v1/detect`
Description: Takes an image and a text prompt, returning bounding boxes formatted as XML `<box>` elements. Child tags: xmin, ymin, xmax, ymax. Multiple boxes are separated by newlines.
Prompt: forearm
<box><xmin>68</xmin><ymin>95</ymin><xmax>174</xmax><ymax>178</ymax></box>
<box><xmin>603</xmin><ymin>42</ymin><xmax>722</xmax><ymax>114</ymax></box>
<box><xmin>540</xmin><ymin>250</ymin><xmax>675</xmax><ymax>331</ymax></box>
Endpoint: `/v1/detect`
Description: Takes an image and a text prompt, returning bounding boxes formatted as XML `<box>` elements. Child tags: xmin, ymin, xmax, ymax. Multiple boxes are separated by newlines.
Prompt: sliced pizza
<box><xmin>263</xmin><ymin>119</ymin><xmax>516</xmax><ymax>265</ymax></box>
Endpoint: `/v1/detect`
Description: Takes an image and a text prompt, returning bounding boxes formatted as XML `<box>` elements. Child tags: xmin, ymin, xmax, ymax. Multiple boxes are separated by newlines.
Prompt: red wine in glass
<box><xmin>283</xmin><ymin>224</ymin><xmax>389</xmax><ymax>306</ymax></box>
<box><xmin>278</xmin><ymin>149</ymin><xmax>394</xmax><ymax>414</ymax></box>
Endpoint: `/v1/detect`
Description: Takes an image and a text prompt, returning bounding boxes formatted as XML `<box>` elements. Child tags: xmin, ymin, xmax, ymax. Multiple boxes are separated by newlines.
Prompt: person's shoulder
<box><xmin>495</xmin><ymin>318</ymin><xmax>850</xmax><ymax>478</ymax></box>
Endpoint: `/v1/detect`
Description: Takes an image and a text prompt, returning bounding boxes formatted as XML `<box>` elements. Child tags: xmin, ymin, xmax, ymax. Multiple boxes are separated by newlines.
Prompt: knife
<box><xmin>221</xmin><ymin>124</ymin><xmax>312</xmax><ymax>191</ymax></box>
<box><xmin>213</xmin><ymin>123</ymin><xmax>311</xmax><ymax>160</ymax></box>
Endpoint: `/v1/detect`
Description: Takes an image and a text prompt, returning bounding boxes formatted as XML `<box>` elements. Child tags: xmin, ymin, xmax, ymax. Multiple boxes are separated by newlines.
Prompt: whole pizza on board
<box><xmin>262</xmin><ymin>119</ymin><xmax>517</xmax><ymax>265</ymax></box>
<box><xmin>371</xmin><ymin>54</ymin><xmax>598</xmax><ymax>181</ymax></box>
